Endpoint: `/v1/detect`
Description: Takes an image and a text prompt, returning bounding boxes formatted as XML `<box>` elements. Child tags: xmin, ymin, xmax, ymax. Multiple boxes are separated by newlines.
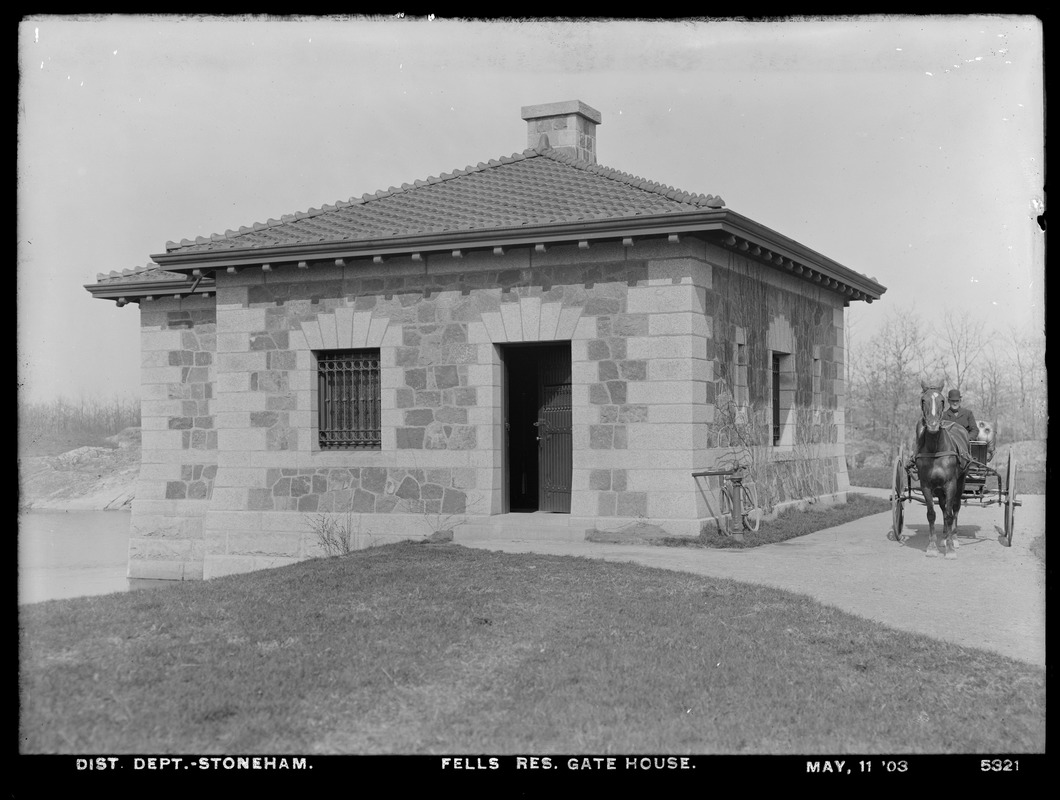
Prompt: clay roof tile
<box><xmin>161</xmin><ymin>149</ymin><xmax>728</xmax><ymax>256</ymax></box>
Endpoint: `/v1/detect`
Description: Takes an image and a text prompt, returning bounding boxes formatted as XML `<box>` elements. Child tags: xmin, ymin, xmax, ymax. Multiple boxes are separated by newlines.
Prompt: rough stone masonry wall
<box><xmin>129</xmin><ymin>295</ymin><xmax>217</xmax><ymax>580</ymax></box>
<box><xmin>194</xmin><ymin>238</ymin><xmax>717</xmax><ymax>578</ymax></box>
<box><xmin>203</xmin><ymin>259</ymin><xmax>497</xmax><ymax>579</ymax></box>
<box><xmin>570</xmin><ymin>240</ymin><xmax>713</xmax><ymax>531</ymax></box>
<box><xmin>704</xmin><ymin>243</ymin><xmax>848</xmax><ymax>513</ymax></box>
<box><xmin>128</xmin><ymin>238</ymin><xmax>849</xmax><ymax>580</ymax></box>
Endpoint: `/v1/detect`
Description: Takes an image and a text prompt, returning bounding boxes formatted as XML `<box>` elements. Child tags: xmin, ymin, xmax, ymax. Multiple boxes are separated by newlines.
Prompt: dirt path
<box><xmin>462</xmin><ymin>494</ymin><xmax>1046</xmax><ymax>667</ymax></box>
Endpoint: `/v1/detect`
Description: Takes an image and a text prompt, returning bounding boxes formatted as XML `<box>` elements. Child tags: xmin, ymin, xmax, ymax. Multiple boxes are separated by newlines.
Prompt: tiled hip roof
<box><xmin>88</xmin><ymin>145</ymin><xmax>884</xmax><ymax>304</ymax></box>
<box><xmin>160</xmin><ymin>149</ymin><xmax>725</xmax><ymax>256</ymax></box>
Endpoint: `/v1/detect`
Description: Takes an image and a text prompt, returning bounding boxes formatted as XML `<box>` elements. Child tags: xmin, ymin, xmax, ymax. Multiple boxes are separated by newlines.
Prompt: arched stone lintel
<box><xmin>299</xmin><ymin>308</ymin><xmax>390</xmax><ymax>350</ymax></box>
<box><xmin>479</xmin><ymin>299</ymin><xmax>582</xmax><ymax>343</ymax></box>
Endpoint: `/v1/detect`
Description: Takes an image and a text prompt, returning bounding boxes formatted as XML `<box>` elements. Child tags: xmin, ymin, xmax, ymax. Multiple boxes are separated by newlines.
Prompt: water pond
<box><xmin>18</xmin><ymin>510</ymin><xmax>173</xmax><ymax>604</ymax></box>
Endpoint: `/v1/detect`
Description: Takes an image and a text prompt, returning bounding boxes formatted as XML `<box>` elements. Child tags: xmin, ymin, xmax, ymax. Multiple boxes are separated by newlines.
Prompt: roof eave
<box><xmin>143</xmin><ymin>208</ymin><xmax>883</xmax><ymax>301</ymax></box>
<box><xmin>84</xmin><ymin>276</ymin><xmax>215</xmax><ymax>305</ymax></box>
<box><xmin>148</xmin><ymin>211</ymin><xmax>731</xmax><ymax>270</ymax></box>
<box><xmin>716</xmin><ymin>211</ymin><xmax>886</xmax><ymax>299</ymax></box>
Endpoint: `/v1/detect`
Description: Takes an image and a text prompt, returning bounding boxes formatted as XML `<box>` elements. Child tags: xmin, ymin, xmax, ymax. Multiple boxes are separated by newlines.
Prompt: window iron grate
<box><xmin>318</xmin><ymin>349</ymin><xmax>381</xmax><ymax>449</ymax></box>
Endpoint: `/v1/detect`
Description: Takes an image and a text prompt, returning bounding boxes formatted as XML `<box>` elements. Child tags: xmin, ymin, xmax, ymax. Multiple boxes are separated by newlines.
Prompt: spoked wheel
<box><xmin>888</xmin><ymin>452</ymin><xmax>906</xmax><ymax>541</ymax></box>
<box><xmin>741</xmin><ymin>483</ymin><xmax>761</xmax><ymax>532</ymax></box>
<box><xmin>1003</xmin><ymin>454</ymin><xmax>1018</xmax><ymax>547</ymax></box>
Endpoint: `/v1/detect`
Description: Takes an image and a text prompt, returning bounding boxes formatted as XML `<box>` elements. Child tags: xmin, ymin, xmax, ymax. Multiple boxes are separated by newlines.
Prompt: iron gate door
<box><xmin>537</xmin><ymin>347</ymin><xmax>572</xmax><ymax>513</ymax></box>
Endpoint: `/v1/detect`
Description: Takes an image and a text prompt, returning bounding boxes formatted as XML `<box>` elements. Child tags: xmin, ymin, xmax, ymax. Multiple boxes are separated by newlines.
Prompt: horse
<box><xmin>913</xmin><ymin>385</ymin><xmax>970</xmax><ymax>558</ymax></box>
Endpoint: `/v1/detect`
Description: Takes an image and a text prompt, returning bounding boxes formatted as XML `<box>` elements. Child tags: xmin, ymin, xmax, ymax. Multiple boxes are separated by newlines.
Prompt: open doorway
<box><xmin>502</xmin><ymin>343</ymin><xmax>572</xmax><ymax>513</ymax></box>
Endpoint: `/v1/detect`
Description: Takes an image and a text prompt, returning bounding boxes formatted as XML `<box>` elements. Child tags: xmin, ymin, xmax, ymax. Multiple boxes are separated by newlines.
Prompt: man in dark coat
<box><xmin>942</xmin><ymin>389</ymin><xmax>978</xmax><ymax>437</ymax></box>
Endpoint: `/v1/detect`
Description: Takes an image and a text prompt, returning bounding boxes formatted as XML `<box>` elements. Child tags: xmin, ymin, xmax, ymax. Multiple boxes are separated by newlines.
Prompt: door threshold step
<box><xmin>454</xmin><ymin>515</ymin><xmax>587</xmax><ymax>543</ymax></box>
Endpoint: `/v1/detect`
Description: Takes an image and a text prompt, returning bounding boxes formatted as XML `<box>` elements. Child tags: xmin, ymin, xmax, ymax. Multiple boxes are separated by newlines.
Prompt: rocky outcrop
<box><xmin>18</xmin><ymin>430</ymin><xmax>140</xmax><ymax>512</ymax></box>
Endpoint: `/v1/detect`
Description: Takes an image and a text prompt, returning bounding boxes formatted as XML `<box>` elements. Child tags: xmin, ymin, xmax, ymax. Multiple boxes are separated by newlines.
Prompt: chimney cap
<box><xmin>520</xmin><ymin>100</ymin><xmax>602</xmax><ymax>125</ymax></box>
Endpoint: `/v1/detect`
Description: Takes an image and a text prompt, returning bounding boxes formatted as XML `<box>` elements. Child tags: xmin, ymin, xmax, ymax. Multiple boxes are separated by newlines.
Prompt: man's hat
<box><xmin>947</xmin><ymin>389</ymin><xmax>961</xmax><ymax>402</ymax></box>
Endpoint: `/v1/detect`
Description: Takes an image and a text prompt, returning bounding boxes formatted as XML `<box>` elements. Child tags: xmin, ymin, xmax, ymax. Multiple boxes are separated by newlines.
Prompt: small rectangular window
<box><xmin>771</xmin><ymin>350</ymin><xmax>794</xmax><ymax>448</ymax></box>
<box><xmin>317</xmin><ymin>349</ymin><xmax>381</xmax><ymax>450</ymax></box>
<box><xmin>812</xmin><ymin>353</ymin><xmax>822</xmax><ymax>408</ymax></box>
<box><xmin>733</xmin><ymin>329</ymin><xmax>748</xmax><ymax>408</ymax></box>
<box><xmin>772</xmin><ymin>353</ymin><xmax>782</xmax><ymax>446</ymax></box>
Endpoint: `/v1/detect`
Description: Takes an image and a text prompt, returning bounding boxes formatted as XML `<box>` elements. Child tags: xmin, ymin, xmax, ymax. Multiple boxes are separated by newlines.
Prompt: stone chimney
<box><xmin>521</xmin><ymin>100</ymin><xmax>602</xmax><ymax>164</ymax></box>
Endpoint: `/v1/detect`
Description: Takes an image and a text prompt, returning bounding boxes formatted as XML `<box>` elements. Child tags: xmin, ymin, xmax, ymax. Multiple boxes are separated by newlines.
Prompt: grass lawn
<box><xmin>689</xmin><ymin>493</ymin><xmax>892</xmax><ymax>549</ymax></box>
<box><xmin>19</xmin><ymin>542</ymin><xmax>1045</xmax><ymax>755</ymax></box>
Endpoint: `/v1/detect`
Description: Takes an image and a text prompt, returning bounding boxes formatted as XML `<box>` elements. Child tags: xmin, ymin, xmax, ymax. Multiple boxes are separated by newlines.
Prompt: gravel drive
<box><xmin>461</xmin><ymin>491</ymin><xmax>1046</xmax><ymax>666</ymax></box>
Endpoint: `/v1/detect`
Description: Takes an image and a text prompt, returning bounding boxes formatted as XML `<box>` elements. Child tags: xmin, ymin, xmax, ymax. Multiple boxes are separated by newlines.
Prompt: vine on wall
<box><xmin>710</xmin><ymin>253</ymin><xmax>841</xmax><ymax>511</ymax></box>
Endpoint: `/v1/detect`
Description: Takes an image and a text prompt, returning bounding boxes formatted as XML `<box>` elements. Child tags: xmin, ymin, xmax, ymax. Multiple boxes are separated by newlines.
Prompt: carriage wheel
<box><xmin>1003</xmin><ymin>454</ymin><xmax>1017</xmax><ymax>547</ymax></box>
<box><xmin>889</xmin><ymin>455</ymin><xmax>906</xmax><ymax>541</ymax></box>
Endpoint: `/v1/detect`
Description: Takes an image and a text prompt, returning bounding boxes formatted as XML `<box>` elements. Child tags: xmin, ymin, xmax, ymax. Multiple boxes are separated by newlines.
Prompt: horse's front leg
<box><xmin>950</xmin><ymin>500</ymin><xmax>961</xmax><ymax>552</ymax></box>
<box><xmin>942</xmin><ymin>489</ymin><xmax>958</xmax><ymax>559</ymax></box>
<box><xmin>924</xmin><ymin>491</ymin><xmax>940</xmax><ymax>557</ymax></box>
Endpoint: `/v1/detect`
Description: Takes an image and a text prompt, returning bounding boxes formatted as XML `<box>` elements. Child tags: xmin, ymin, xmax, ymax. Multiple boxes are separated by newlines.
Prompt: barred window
<box><xmin>317</xmin><ymin>349</ymin><xmax>381</xmax><ymax>450</ymax></box>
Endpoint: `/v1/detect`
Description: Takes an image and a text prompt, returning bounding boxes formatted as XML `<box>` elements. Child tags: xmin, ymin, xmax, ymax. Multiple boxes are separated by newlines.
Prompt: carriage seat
<box><xmin>973</xmin><ymin>420</ymin><xmax>996</xmax><ymax>463</ymax></box>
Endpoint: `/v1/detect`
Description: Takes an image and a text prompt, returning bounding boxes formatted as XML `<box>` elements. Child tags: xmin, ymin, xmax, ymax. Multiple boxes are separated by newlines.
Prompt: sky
<box><xmin>17</xmin><ymin>15</ymin><xmax>1044</xmax><ymax>404</ymax></box>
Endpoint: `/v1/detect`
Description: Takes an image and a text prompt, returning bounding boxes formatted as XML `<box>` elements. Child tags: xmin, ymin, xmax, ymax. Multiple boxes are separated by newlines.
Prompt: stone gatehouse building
<box><xmin>87</xmin><ymin>100</ymin><xmax>886</xmax><ymax>581</ymax></box>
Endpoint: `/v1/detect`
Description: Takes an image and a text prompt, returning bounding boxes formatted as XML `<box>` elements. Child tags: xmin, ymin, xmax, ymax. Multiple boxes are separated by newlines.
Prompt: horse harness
<box><xmin>915</xmin><ymin>421</ymin><xmax>970</xmax><ymax>470</ymax></box>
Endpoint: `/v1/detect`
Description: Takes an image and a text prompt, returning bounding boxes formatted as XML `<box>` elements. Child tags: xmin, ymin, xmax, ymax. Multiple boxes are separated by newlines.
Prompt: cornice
<box><xmin>141</xmin><ymin>209</ymin><xmax>883</xmax><ymax>302</ymax></box>
<box><xmin>84</xmin><ymin>276</ymin><xmax>216</xmax><ymax>306</ymax></box>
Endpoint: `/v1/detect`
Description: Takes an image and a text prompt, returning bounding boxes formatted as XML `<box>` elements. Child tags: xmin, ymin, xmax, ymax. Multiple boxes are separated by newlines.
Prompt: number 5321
<box><xmin>981</xmin><ymin>760</ymin><xmax>1018</xmax><ymax>772</ymax></box>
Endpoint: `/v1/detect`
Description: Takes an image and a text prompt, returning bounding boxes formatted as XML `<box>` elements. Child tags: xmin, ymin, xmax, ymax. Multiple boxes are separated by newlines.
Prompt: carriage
<box><xmin>888</xmin><ymin>422</ymin><xmax>1020</xmax><ymax>548</ymax></box>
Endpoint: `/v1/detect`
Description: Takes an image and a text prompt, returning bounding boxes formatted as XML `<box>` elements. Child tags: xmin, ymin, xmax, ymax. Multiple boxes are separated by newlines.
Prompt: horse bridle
<box><xmin>921</xmin><ymin>389</ymin><xmax>944</xmax><ymax>433</ymax></box>
<box><xmin>916</xmin><ymin>389</ymin><xmax>961</xmax><ymax>462</ymax></box>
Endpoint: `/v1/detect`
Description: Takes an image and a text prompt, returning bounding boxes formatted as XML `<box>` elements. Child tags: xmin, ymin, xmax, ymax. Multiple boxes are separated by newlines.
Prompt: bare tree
<box><xmin>849</xmin><ymin>308</ymin><xmax>947</xmax><ymax>461</ymax></box>
<box><xmin>1004</xmin><ymin>325</ymin><xmax>1047</xmax><ymax>441</ymax></box>
<box><xmin>848</xmin><ymin>313</ymin><xmax>1045</xmax><ymax>458</ymax></box>
<box><xmin>937</xmin><ymin>309</ymin><xmax>987</xmax><ymax>395</ymax></box>
<box><xmin>967</xmin><ymin>342</ymin><xmax>1006</xmax><ymax>425</ymax></box>
<box><xmin>843</xmin><ymin>311</ymin><xmax>866</xmax><ymax>430</ymax></box>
